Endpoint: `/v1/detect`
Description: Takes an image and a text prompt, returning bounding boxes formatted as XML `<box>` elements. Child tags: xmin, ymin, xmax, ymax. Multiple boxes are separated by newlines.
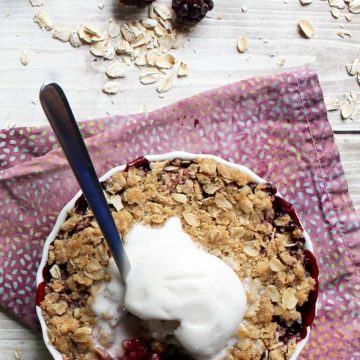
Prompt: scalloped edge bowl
<box><xmin>36</xmin><ymin>151</ymin><xmax>315</xmax><ymax>360</ymax></box>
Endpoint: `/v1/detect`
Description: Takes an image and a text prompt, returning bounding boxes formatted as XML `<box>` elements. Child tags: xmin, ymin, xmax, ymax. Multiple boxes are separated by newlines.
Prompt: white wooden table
<box><xmin>0</xmin><ymin>0</ymin><xmax>359</xmax><ymax>358</ymax></box>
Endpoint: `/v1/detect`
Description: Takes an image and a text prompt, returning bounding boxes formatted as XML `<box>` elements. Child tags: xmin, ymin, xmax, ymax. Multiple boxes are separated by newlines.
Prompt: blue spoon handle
<box><xmin>39</xmin><ymin>83</ymin><xmax>130</xmax><ymax>281</ymax></box>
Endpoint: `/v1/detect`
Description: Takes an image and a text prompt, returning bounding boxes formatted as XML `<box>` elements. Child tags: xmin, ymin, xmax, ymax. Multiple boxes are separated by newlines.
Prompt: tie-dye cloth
<box><xmin>0</xmin><ymin>68</ymin><xmax>359</xmax><ymax>359</ymax></box>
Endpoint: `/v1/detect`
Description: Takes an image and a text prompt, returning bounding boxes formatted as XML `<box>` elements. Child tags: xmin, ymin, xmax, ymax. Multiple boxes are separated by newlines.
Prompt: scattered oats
<box><xmin>98</xmin><ymin>2</ymin><xmax>105</xmax><ymax>9</ymax></box>
<box><xmin>5</xmin><ymin>119</ymin><xmax>16</xmax><ymax>129</ymax></box>
<box><xmin>131</xmin><ymin>34</ymin><xmax>149</xmax><ymax>48</ymax></box>
<box><xmin>177</xmin><ymin>62</ymin><xmax>188</xmax><ymax>77</ymax></box>
<box><xmin>90</xmin><ymin>40</ymin><xmax>107</xmax><ymax>57</ymax></box>
<box><xmin>237</xmin><ymin>36</ymin><xmax>249</xmax><ymax>53</ymax></box>
<box><xmin>157</xmin><ymin>72</ymin><xmax>174</xmax><ymax>92</ymax></box>
<box><xmin>106</xmin><ymin>62</ymin><xmax>128</xmax><ymax>78</ymax></box>
<box><xmin>154</xmin><ymin>53</ymin><xmax>176</xmax><ymax>69</ymax></box>
<box><xmin>154</xmin><ymin>25</ymin><xmax>167</xmax><ymax>37</ymax></box>
<box><xmin>108</xmin><ymin>21</ymin><xmax>121</xmax><ymax>38</ymax></box>
<box><xmin>104</xmin><ymin>43</ymin><xmax>116</xmax><ymax>60</ymax></box>
<box><xmin>50</xmin><ymin>264</ymin><xmax>61</xmax><ymax>279</ymax></box>
<box><xmin>159</xmin><ymin>34</ymin><xmax>174</xmax><ymax>53</ymax></box>
<box><xmin>324</xmin><ymin>96</ymin><xmax>343</xmax><ymax>111</ymax></box>
<box><xmin>52</xmin><ymin>28</ymin><xmax>71</xmax><ymax>42</ymax></box>
<box><xmin>331</xmin><ymin>8</ymin><xmax>340</xmax><ymax>17</ymax></box>
<box><xmin>142</xmin><ymin>18</ymin><xmax>158</xmax><ymax>29</ymax></box>
<box><xmin>13</xmin><ymin>349</ymin><xmax>21</xmax><ymax>360</ymax></box>
<box><xmin>33</xmin><ymin>11</ymin><xmax>53</xmax><ymax>30</ymax></box>
<box><xmin>282</xmin><ymin>288</ymin><xmax>298</xmax><ymax>309</ymax></box>
<box><xmin>146</xmin><ymin>49</ymin><xmax>162</xmax><ymax>66</ymax></box>
<box><xmin>122</xmin><ymin>55</ymin><xmax>133</xmax><ymax>66</ymax></box>
<box><xmin>152</xmin><ymin>37</ymin><xmax>160</xmax><ymax>49</ymax></box>
<box><xmin>135</xmin><ymin>50</ymin><xmax>147</xmax><ymax>66</ymax></box>
<box><xmin>133</xmin><ymin>46</ymin><xmax>141</xmax><ymax>58</ymax></box>
<box><xmin>338</xmin><ymin>23</ymin><xmax>345</xmax><ymax>28</ymax></box>
<box><xmin>121</xmin><ymin>23</ymin><xmax>143</xmax><ymax>43</ymax></box>
<box><xmin>114</xmin><ymin>39</ymin><xmax>134</xmax><ymax>55</ymax></box>
<box><xmin>341</xmin><ymin>100</ymin><xmax>355</xmax><ymax>119</ymax></box>
<box><xmin>348</xmin><ymin>91</ymin><xmax>358</xmax><ymax>101</ymax></box>
<box><xmin>153</xmin><ymin>4</ymin><xmax>172</xmax><ymax>20</ymax></box>
<box><xmin>183</xmin><ymin>211</ymin><xmax>200</xmax><ymax>227</ymax></box>
<box><xmin>349</xmin><ymin>0</ymin><xmax>360</xmax><ymax>13</ymax></box>
<box><xmin>149</xmin><ymin>3</ymin><xmax>156</xmax><ymax>19</ymax></box>
<box><xmin>139</xmin><ymin>67</ymin><xmax>160</xmax><ymax>84</ymax></box>
<box><xmin>159</xmin><ymin>18</ymin><xmax>173</xmax><ymax>31</ymax></box>
<box><xmin>69</xmin><ymin>31</ymin><xmax>82</xmax><ymax>48</ymax></box>
<box><xmin>79</xmin><ymin>24</ymin><xmax>105</xmax><ymax>43</ymax></box>
<box><xmin>298</xmin><ymin>19</ymin><xmax>315</xmax><ymax>38</ymax></box>
<box><xmin>337</xmin><ymin>30</ymin><xmax>351</xmax><ymax>37</ymax></box>
<box><xmin>328</xmin><ymin>0</ymin><xmax>345</xmax><ymax>8</ymax></box>
<box><xmin>29</xmin><ymin>0</ymin><xmax>44</xmax><ymax>6</ymax></box>
<box><xmin>300</xmin><ymin>0</ymin><xmax>313</xmax><ymax>4</ymax></box>
<box><xmin>241</xmin><ymin>6</ymin><xmax>248</xmax><ymax>12</ymax></box>
<box><xmin>345</xmin><ymin>58</ymin><xmax>360</xmax><ymax>76</ymax></box>
<box><xmin>345</xmin><ymin>13</ymin><xmax>353</xmax><ymax>21</ymax></box>
<box><xmin>102</xmin><ymin>81</ymin><xmax>120</xmax><ymax>94</ymax></box>
<box><xmin>277</xmin><ymin>58</ymin><xmax>286</xmax><ymax>67</ymax></box>
<box><xmin>20</xmin><ymin>50</ymin><xmax>30</xmax><ymax>66</ymax></box>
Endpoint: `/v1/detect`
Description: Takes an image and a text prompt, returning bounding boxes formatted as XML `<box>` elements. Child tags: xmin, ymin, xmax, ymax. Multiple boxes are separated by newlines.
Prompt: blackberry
<box><xmin>172</xmin><ymin>0</ymin><xmax>214</xmax><ymax>25</ymax></box>
<box><xmin>122</xmin><ymin>0</ymin><xmax>156</xmax><ymax>7</ymax></box>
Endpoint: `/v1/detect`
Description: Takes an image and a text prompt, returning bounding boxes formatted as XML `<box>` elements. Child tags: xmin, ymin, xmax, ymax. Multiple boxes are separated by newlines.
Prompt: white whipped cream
<box><xmin>124</xmin><ymin>217</ymin><xmax>247</xmax><ymax>358</ymax></box>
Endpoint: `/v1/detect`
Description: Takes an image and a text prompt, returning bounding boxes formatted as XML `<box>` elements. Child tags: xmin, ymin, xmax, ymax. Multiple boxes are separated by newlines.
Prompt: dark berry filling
<box><xmin>299</xmin><ymin>250</ymin><xmax>319</xmax><ymax>327</ymax></box>
<box><xmin>274</xmin><ymin>196</ymin><xmax>302</xmax><ymax>229</ymax></box>
<box><xmin>74</xmin><ymin>193</ymin><xmax>88</xmax><ymax>214</ymax></box>
<box><xmin>125</xmin><ymin>156</ymin><xmax>151</xmax><ymax>172</ymax></box>
<box><xmin>97</xmin><ymin>339</ymin><xmax>192</xmax><ymax>360</ymax></box>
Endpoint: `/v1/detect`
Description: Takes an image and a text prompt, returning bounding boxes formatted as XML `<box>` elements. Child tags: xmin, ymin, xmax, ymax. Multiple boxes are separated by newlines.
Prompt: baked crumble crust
<box><xmin>40</xmin><ymin>158</ymin><xmax>316</xmax><ymax>360</ymax></box>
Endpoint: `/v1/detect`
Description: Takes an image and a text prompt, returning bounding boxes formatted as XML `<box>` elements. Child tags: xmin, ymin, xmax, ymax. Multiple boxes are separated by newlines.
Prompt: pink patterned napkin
<box><xmin>0</xmin><ymin>68</ymin><xmax>359</xmax><ymax>358</ymax></box>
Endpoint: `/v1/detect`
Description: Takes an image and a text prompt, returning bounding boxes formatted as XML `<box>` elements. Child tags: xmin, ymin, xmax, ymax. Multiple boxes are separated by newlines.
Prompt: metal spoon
<box><xmin>39</xmin><ymin>83</ymin><xmax>130</xmax><ymax>281</ymax></box>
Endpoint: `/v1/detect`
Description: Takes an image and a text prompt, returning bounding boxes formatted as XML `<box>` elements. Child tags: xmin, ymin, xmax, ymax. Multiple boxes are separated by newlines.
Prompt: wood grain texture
<box><xmin>0</xmin><ymin>0</ymin><xmax>359</xmax><ymax>359</ymax></box>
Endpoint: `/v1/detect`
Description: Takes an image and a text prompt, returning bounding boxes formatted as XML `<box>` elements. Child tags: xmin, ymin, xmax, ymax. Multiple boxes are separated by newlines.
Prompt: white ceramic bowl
<box><xmin>36</xmin><ymin>151</ymin><xmax>316</xmax><ymax>360</ymax></box>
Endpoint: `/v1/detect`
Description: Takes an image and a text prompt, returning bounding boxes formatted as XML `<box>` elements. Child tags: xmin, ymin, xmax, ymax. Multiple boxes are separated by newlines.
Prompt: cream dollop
<box><xmin>124</xmin><ymin>217</ymin><xmax>247</xmax><ymax>358</ymax></box>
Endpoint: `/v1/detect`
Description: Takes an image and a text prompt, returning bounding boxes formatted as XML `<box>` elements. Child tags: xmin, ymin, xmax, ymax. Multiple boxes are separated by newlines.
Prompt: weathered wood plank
<box><xmin>0</xmin><ymin>0</ymin><xmax>359</xmax><ymax>129</ymax></box>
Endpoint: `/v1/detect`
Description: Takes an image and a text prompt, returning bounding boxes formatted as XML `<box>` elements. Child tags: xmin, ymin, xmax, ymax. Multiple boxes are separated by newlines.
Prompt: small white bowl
<box><xmin>36</xmin><ymin>151</ymin><xmax>316</xmax><ymax>360</ymax></box>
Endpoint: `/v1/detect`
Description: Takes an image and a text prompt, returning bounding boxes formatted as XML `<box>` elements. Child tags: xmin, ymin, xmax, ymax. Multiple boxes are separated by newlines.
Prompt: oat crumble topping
<box><xmin>40</xmin><ymin>158</ymin><xmax>317</xmax><ymax>360</ymax></box>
